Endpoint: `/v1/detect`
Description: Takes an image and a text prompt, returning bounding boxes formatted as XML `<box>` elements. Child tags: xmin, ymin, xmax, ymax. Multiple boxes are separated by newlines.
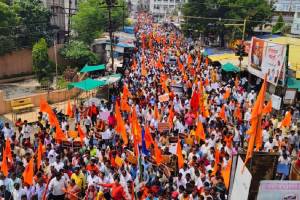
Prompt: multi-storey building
<box><xmin>149</xmin><ymin>0</ymin><xmax>186</xmax><ymax>21</ymax></box>
<box><xmin>273</xmin><ymin>0</ymin><xmax>300</xmax><ymax>34</ymax></box>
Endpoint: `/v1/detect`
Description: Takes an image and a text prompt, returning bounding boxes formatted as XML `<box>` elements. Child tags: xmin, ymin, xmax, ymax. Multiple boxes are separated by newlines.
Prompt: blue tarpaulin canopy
<box><xmin>80</xmin><ymin>64</ymin><xmax>106</xmax><ymax>73</ymax></box>
<box><xmin>222</xmin><ymin>62</ymin><xmax>240</xmax><ymax>72</ymax></box>
<box><xmin>68</xmin><ymin>78</ymin><xmax>106</xmax><ymax>91</ymax></box>
<box><xmin>287</xmin><ymin>77</ymin><xmax>300</xmax><ymax>91</ymax></box>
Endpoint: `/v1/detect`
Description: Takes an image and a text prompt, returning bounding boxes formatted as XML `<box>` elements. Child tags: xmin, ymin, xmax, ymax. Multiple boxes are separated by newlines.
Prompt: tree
<box><xmin>183</xmin><ymin>0</ymin><xmax>273</xmax><ymax>46</ymax></box>
<box><xmin>272</xmin><ymin>14</ymin><xmax>284</xmax><ymax>34</ymax></box>
<box><xmin>59</xmin><ymin>40</ymin><xmax>99</xmax><ymax>68</ymax></box>
<box><xmin>13</xmin><ymin>0</ymin><xmax>54</xmax><ymax>48</ymax></box>
<box><xmin>0</xmin><ymin>2</ymin><xmax>18</xmax><ymax>55</ymax></box>
<box><xmin>32</xmin><ymin>38</ymin><xmax>53</xmax><ymax>86</ymax></box>
<box><xmin>71</xmin><ymin>0</ymin><xmax>127</xmax><ymax>44</ymax></box>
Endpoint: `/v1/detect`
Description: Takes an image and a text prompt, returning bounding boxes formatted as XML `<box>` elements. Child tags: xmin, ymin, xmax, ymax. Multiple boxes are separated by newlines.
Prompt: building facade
<box><xmin>273</xmin><ymin>0</ymin><xmax>300</xmax><ymax>34</ymax></box>
<box><xmin>149</xmin><ymin>0</ymin><xmax>186</xmax><ymax>21</ymax></box>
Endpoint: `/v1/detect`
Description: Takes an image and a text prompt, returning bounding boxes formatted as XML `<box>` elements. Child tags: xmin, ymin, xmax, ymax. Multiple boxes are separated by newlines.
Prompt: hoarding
<box><xmin>248</xmin><ymin>37</ymin><xmax>287</xmax><ymax>85</ymax></box>
<box><xmin>257</xmin><ymin>181</ymin><xmax>300</xmax><ymax>200</ymax></box>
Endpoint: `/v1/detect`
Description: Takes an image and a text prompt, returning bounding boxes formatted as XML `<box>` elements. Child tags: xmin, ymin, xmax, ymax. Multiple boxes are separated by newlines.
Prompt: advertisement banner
<box><xmin>257</xmin><ymin>180</ymin><xmax>300</xmax><ymax>200</ymax></box>
<box><xmin>230</xmin><ymin>156</ymin><xmax>252</xmax><ymax>200</ymax></box>
<box><xmin>248</xmin><ymin>37</ymin><xmax>287</xmax><ymax>85</ymax></box>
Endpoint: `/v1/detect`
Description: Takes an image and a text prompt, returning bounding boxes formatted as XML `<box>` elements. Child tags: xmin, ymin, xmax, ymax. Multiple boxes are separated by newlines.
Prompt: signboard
<box><xmin>257</xmin><ymin>181</ymin><xmax>300</xmax><ymax>200</ymax></box>
<box><xmin>248</xmin><ymin>37</ymin><xmax>287</xmax><ymax>85</ymax></box>
<box><xmin>284</xmin><ymin>89</ymin><xmax>297</xmax><ymax>105</ymax></box>
<box><xmin>158</xmin><ymin>122</ymin><xmax>170</xmax><ymax>132</ymax></box>
<box><xmin>271</xmin><ymin>94</ymin><xmax>282</xmax><ymax>110</ymax></box>
<box><xmin>230</xmin><ymin>156</ymin><xmax>252</xmax><ymax>200</ymax></box>
<box><xmin>159</xmin><ymin>93</ymin><xmax>170</xmax><ymax>102</ymax></box>
<box><xmin>170</xmin><ymin>83</ymin><xmax>184</xmax><ymax>96</ymax></box>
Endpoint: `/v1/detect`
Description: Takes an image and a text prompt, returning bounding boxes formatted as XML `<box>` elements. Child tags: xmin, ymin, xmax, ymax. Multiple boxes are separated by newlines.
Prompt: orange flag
<box><xmin>77</xmin><ymin>124</ymin><xmax>85</xmax><ymax>144</ymax></box>
<box><xmin>154</xmin><ymin>105</ymin><xmax>160</xmax><ymax>121</ymax></box>
<box><xmin>221</xmin><ymin>159</ymin><xmax>232</xmax><ymax>189</ymax></box>
<box><xmin>187</xmin><ymin>54</ymin><xmax>193</xmax><ymax>67</ymax></box>
<box><xmin>168</xmin><ymin>107</ymin><xmax>174</xmax><ymax>129</ymax></box>
<box><xmin>262</xmin><ymin>100</ymin><xmax>272</xmax><ymax>115</ymax></box>
<box><xmin>234</xmin><ymin>104</ymin><xmax>242</xmax><ymax>121</ymax></box>
<box><xmin>131</xmin><ymin>58</ymin><xmax>137</xmax><ymax>70</ymax></box>
<box><xmin>119</xmin><ymin>118</ymin><xmax>128</xmax><ymax>145</ymax></box>
<box><xmin>195</xmin><ymin>121</ymin><xmax>206</xmax><ymax>142</ymax></box>
<box><xmin>123</xmin><ymin>84</ymin><xmax>132</xmax><ymax>99</ymax></box>
<box><xmin>144</xmin><ymin>126</ymin><xmax>154</xmax><ymax>149</ymax></box>
<box><xmin>5</xmin><ymin>139</ymin><xmax>12</xmax><ymax>162</ymax></box>
<box><xmin>177</xmin><ymin>58</ymin><xmax>184</xmax><ymax>73</ymax></box>
<box><xmin>154</xmin><ymin>143</ymin><xmax>163</xmax><ymax>165</ymax></box>
<box><xmin>212</xmin><ymin>149</ymin><xmax>220</xmax><ymax>176</ymax></box>
<box><xmin>23</xmin><ymin>158</ymin><xmax>34</xmax><ymax>185</ymax></box>
<box><xmin>245</xmin><ymin>76</ymin><xmax>267</xmax><ymax>165</ymax></box>
<box><xmin>280</xmin><ymin>111</ymin><xmax>292</xmax><ymax>128</ymax></box>
<box><xmin>55</xmin><ymin>125</ymin><xmax>67</xmax><ymax>142</ymax></box>
<box><xmin>177</xmin><ymin>141</ymin><xmax>184</xmax><ymax>169</ymax></box>
<box><xmin>219</xmin><ymin>105</ymin><xmax>227</xmax><ymax>122</ymax></box>
<box><xmin>120</xmin><ymin>97</ymin><xmax>131</xmax><ymax>112</ymax></box>
<box><xmin>235</xmin><ymin>77</ymin><xmax>239</xmax><ymax>88</ymax></box>
<box><xmin>1</xmin><ymin>149</ymin><xmax>8</xmax><ymax>176</ymax></box>
<box><xmin>37</xmin><ymin>141</ymin><xmax>43</xmax><ymax>170</ymax></box>
<box><xmin>161</xmin><ymin>80</ymin><xmax>169</xmax><ymax>93</ymax></box>
<box><xmin>205</xmin><ymin>57</ymin><xmax>209</xmax><ymax>66</ymax></box>
<box><xmin>223</xmin><ymin>88</ymin><xmax>230</xmax><ymax>100</ymax></box>
<box><xmin>66</xmin><ymin>100</ymin><xmax>73</xmax><ymax>117</ymax></box>
<box><xmin>115</xmin><ymin>156</ymin><xmax>123</xmax><ymax>167</ymax></box>
<box><xmin>39</xmin><ymin>98</ymin><xmax>48</xmax><ymax>113</ymax></box>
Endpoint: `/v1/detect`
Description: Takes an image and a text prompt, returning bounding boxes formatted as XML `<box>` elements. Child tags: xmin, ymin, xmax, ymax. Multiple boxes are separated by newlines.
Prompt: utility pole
<box><xmin>106</xmin><ymin>0</ymin><xmax>115</xmax><ymax>70</ymax></box>
<box><xmin>242</xmin><ymin>18</ymin><xmax>247</xmax><ymax>41</ymax></box>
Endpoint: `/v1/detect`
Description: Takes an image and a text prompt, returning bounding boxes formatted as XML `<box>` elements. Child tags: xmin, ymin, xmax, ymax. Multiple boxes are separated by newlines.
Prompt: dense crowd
<box><xmin>0</xmin><ymin>13</ymin><xmax>299</xmax><ymax>200</ymax></box>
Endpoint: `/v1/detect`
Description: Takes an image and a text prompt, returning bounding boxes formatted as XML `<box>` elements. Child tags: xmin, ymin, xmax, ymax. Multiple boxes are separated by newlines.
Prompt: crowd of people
<box><xmin>0</xmin><ymin>13</ymin><xmax>300</xmax><ymax>200</ymax></box>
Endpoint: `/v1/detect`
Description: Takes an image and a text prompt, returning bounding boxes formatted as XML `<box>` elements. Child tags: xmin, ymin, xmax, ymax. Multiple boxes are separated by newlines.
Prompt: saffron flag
<box><xmin>221</xmin><ymin>159</ymin><xmax>232</xmax><ymax>189</ymax></box>
<box><xmin>262</xmin><ymin>100</ymin><xmax>272</xmax><ymax>115</ymax></box>
<box><xmin>66</xmin><ymin>100</ymin><xmax>73</xmax><ymax>117</ymax></box>
<box><xmin>23</xmin><ymin>158</ymin><xmax>34</xmax><ymax>185</ymax></box>
<box><xmin>219</xmin><ymin>105</ymin><xmax>227</xmax><ymax>122</ymax></box>
<box><xmin>223</xmin><ymin>88</ymin><xmax>230</xmax><ymax>100</ymax></box>
<box><xmin>280</xmin><ymin>111</ymin><xmax>292</xmax><ymax>128</ymax></box>
<box><xmin>154</xmin><ymin>105</ymin><xmax>160</xmax><ymax>120</ymax></box>
<box><xmin>144</xmin><ymin>126</ymin><xmax>154</xmax><ymax>149</ymax></box>
<box><xmin>115</xmin><ymin>156</ymin><xmax>123</xmax><ymax>167</ymax></box>
<box><xmin>190</xmin><ymin>90</ymin><xmax>200</xmax><ymax>112</ymax></box>
<box><xmin>177</xmin><ymin>141</ymin><xmax>184</xmax><ymax>169</ymax></box>
<box><xmin>77</xmin><ymin>124</ymin><xmax>85</xmax><ymax>144</ymax></box>
<box><xmin>5</xmin><ymin>139</ymin><xmax>12</xmax><ymax>162</ymax></box>
<box><xmin>195</xmin><ymin>121</ymin><xmax>206</xmax><ymax>142</ymax></box>
<box><xmin>212</xmin><ymin>149</ymin><xmax>220</xmax><ymax>176</ymax></box>
<box><xmin>154</xmin><ymin>143</ymin><xmax>163</xmax><ymax>165</ymax></box>
<box><xmin>1</xmin><ymin>149</ymin><xmax>8</xmax><ymax>176</ymax></box>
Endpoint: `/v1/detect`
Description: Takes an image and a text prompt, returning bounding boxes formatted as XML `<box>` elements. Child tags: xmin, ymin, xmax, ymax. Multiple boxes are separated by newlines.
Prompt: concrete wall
<box><xmin>0</xmin><ymin>45</ymin><xmax>65</xmax><ymax>78</ymax></box>
<box><xmin>0</xmin><ymin>88</ymin><xmax>80</xmax><ymax>115</ymax></box>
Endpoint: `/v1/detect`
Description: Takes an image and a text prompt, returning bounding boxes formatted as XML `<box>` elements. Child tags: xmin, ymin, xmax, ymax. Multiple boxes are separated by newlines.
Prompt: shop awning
<box><xmin>222</xmin><ymin>62</ymin><xmax>240</xmax><ymax>72</ymax></box>
<box><xmin>287</xmin><ymin>77</ymin><xmax>300</xmax><ymax>91</ymax></box>
<box><xmin>68</xmin><ymin>78</ymin><xmax>106</xmax><ymax>91</ymax></box>
<box><xmin>97</xmin><ymin>73</ymin><xmax>122</xmax><ymax>84</ymax></box>
<box><xmin>80</xmin><ymin>64</ymin><xmax>106</xmax><ymax>73</ymax></box>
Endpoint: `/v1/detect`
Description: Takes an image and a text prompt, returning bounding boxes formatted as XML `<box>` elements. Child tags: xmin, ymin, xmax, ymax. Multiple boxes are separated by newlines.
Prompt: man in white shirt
<box><xmin>48</xmin><ymin>172</ymin><xmax>67</xmax><ymax>200</ymax></box>
<box><xmin>264</xmin><ymin>137</ymin><xmax>275</xmax><ymax>152</ymax></box>
<box><xmin>50</xmin><ymin>156</ymin><xmax>64</xmax><ymax>172</ymax></box>
<box><xmin>2</xmin><ymin>123</ymin><xmax>14</xmax><ymax>140</ymax></box>
<box><xmin>21</xmin><ymin>120</ymin><xmax>32</xmax><ymax>141</ymax></box>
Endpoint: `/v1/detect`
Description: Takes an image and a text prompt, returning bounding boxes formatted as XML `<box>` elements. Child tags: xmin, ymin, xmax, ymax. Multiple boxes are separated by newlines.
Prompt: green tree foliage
<box><xmin>0</xmin><ymin>2</ymin><xmax>18</xmax><ymax>55</ymax></box>
<box><xmin>183</xmin><ymin>0</ymin><xmax>273</xmax><ymax>45</ymax></box>
<box><xmin>32</xmin><ymin>38</ymin><xmax>53</xmax><ymax>86</ymax></box>
<box><xmin>13</xmin><ymin>0</ymin><xmax>54</xmax><ymax>48</ymax></box>
<box><xmin>59</xmin><ymin>40</ymin><xmax>99</xmax><ymax>68</ymax></box>
<box><xmin>272</xmin><ymin>14</ymin><xmax>285</xmax><ymax>34</ymax></box>
<box><xmin>72</xmin><ymin>0</ymin><xmax>128</xmax><ymax>44</ymax></box>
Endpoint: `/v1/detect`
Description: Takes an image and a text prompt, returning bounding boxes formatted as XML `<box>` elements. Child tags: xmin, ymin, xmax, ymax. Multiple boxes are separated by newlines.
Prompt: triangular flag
<box><xmin>1</xmin><ymin>148</ymin><xmax>8</xmax><ymax>176</ymax></box>
<box><xmin>77</xmin><ymin>124</ymin><xmax>85</xmax><ymax>144</ymax></box>
<box><xmin>212</xmin><ymin>149</ymin><xmax>220</xmax><ymax>176</ymax></box>
<box><xmin>115</xmin><ymin>156</ymin><xmax>123</xmax><ymax>167</ymax></box>
<box><xmin>219</xmin><ymin>105</ymin><xmax>227</xmax><ymax>122</ymax></box>
<box><xmin>154</xmin><ymin>105</ymin><xmax>160</xmax><ymax>121</ymax></box>
<box><xmin>177</xmin><ymin>141</ymin><xmax>184</xmax><ymax>169</ymax></box>
<box><xmin>154</xmin><ymin>143</ymin><xmax>163</xmax><ymax>165</ymax></box>
<box><xmin>223</xmin><ymin>88</ymin><xmax>231</xmax><ymax>100</ymax></box>
<box><xmin>23</xmin><ymin>158</ymin><xmax>34</xmax><ymax>185</ymax></box>
<box><xmin>221</xmin><ymin>159</ymin><xmax>232</xmax><ymax>189</ymax></box>
<box><xmin>144</xmin><ymin>126</ymin><xmax>154</xmax><ymax>149</ymax></box>
<box><xmin>195</xmin><ymin>121</ymin><xmax>206</xmax><ymax>142</ymax></box>
<box><xmin>280</xmin><ymin>111</ymin><xmax>292</xmax><ymax>128</ymax></box>
<box><xmin>5</xmin><ymin>139</ymin><xmax>12</xmax><ymax>162</ymax></box>
<box><xmin>66</xmin><ymin>100</ymin><xmax>73</xmax><ymax>117</ymax></box>
<box><xmin>234</xmin><ymin>104</ymin><xmax>242</xmax><ymax>121</ymax></box>
<box><xmin>262</xmin><ymin>100</ymin><xmax>272</xmax><ymax>115</ymax></box>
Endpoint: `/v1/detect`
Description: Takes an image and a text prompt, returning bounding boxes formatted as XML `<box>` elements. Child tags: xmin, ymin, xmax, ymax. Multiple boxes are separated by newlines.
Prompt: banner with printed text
<box><xmin>248</xmin><ymin>37</ymin><xmax>287</xmax><ymax>85</ymax></box>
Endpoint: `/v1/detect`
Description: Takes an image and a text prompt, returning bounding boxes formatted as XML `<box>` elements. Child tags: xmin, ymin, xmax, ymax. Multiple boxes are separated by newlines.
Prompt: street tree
<box><xmin>13</xmin><ymin>0</ymin><xmax>54</xmax><ymax>48</ymax></box>
<box><xmin>32</xmin><ymin>38</ymin><xmax>53</xmax><ymax>87</ymax></box>
<box><xmin>0</xmin><ymin>2</ymin><xmax>18</xmax><ymax>55</ymax></box>
<box><xmin>59</xmin><ymin>40</ymin><xmax>99</xmax><ymax>68</ymax></box>
<box><xmin>182</xmin><ymin>0</ymin><xmax>273</xmax><ymax>46</ymax></box>
<box><xmin>71</xmin><ymin>0</ymin><xmax>127</xmax><ymax>44</ymax></box>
